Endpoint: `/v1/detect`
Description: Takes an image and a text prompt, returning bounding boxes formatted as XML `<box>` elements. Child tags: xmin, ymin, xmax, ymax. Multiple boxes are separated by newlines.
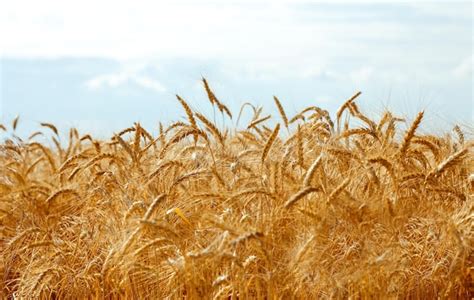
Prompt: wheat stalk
<box><xmin>284</xmin><ymin>186</ymin><xmax>320</xmax><ymax>208</ymax></box>
<box><xmin>143</xmin><ymin>194</ymin><xmax>167</xmax><ymax>221</ymax></box>
<box><xmin>327</xmin><ymin>178</ymin><xmax>350</xmax><ymax>204</ymax></box>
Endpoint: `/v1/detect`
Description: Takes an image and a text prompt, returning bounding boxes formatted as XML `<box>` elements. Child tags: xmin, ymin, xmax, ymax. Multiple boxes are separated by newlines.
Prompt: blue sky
<box><xmin>1</xmin><ymin>0</ymin><xmax>472</xmax><ymax>137</ymax></box>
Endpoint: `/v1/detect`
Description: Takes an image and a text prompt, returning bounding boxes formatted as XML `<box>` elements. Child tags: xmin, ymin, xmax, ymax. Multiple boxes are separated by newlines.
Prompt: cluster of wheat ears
<box><xmin>0</xmin><ymin>79</ymin><xmax>473</xmax><ymax>299</ymax></box>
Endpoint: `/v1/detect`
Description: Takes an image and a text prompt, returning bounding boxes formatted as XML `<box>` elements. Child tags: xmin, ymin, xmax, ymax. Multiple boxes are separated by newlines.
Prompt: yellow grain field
<box><xmin>1</xmin><ymin>80</ymin><xmax>473</xmax><ymax>298</ymax></box>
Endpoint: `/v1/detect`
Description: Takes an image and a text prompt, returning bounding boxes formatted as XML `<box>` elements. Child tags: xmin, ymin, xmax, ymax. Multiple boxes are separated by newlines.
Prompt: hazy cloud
<box><xmin>349</xmin><ymin>66</ymin><xmax>375</xmax><ymax>84</ymax></box>
<box><xmin>453</xmin><ymin>55</ymin><xmax>473</xmax><ymax>79</ymax></box>
<box><xmin>85</xmin><ymin>71</ymin><xmax>166</xmax><ymax>92</ymax></box>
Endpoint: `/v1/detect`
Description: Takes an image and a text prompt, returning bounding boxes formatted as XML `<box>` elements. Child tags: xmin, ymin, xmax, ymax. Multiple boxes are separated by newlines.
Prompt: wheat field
<box><xmin>1</xmin><ymin>80</ymin><xmax>473</xmax><ymax>298</ymax></box>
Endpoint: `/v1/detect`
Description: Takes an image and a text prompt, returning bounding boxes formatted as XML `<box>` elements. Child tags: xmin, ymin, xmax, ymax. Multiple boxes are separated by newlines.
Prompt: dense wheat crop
<box><xmin>1</xmin><ymin>80</ymin><xmax>473</xmax><ymax>298</ymax></box>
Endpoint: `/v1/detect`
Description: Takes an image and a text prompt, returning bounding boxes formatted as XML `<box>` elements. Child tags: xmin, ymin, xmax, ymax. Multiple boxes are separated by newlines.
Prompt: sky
<box><xmin>1</xmin><ymin>0</ymin><xmax>472</xmax><ymax>138</ymax></box>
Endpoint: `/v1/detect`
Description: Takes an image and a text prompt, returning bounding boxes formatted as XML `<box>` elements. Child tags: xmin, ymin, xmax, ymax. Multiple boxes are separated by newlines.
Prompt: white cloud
<box><xmin>453</xmin><ymin>55</ymin><xmax>473</xmax><ymax>79</ymax></box>
<box><xmin>408</xmin><ymin>2</ymin><xmax>473</xmax><ymax>19</ymax></box>
<box><xmin>85</xmin><ymin>73</ymin><xmax>128</xmax><ymax>89</ymax></box>
<box><xmin>349</xmin><ymin>66</ymin><xmax>374</xmax><ymax>84</ymax></box>
<box><xmin>133</xmin><ymin>76</ymin><xmax>166</xmax><ymax>92</ymax></box>
<box><xmin>85</xmin><ymin>71</ymin><xmax>166</xmax><ymax>92</ymax></box>
<box><xmin>1</xmin><ymin>0</ymin><xmax>471</xmax><ymax>88</ymax></box>
<box><xmin>2</xmin><ymin>0</ymin><xmax>459</xmax><ymax>61</ymax></box>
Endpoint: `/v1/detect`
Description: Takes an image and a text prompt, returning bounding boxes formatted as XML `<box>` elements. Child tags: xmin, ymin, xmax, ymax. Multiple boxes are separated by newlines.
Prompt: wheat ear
<box><xmin>296</xmin><ymin>124</ymin><xmax>304</xmax><ymax>168</ymax></box>
<box><xmin>176</xmin><ymin>95</ymin><xmax>198</xmax><ymax>129</ymax></box>
<box><xmin>336</xmin><ymin>91</ymin><xmax>362</xmax><ymax>131</ymax></box>
<box><xmin>248</xmin><ymin>115</ymin><xmax>272</xmax><ymax>129</ymax></box>
<box><xmin>261</xmin><ymin>124</ymin><xmax>280</xmax><ymax>163</ymax></box>
<box><xmin>303</xmin><ymin>154</ymin><xmax>323</xmax><ymax>187</ymax></box>
<box><xmin>273</xmin><ymin>96</ymin><xmax>289</xmax><ymax>129</ymax></box>
<box><xmin>195</xmin><ymin>112</ymin><xmax>224</xmax><ymax>145</ymax></box>
<box><xmin>12</xmin><ymin>115</ymin><xmax>20</xmax><ymax>131</ymax></box>
<box><xmin>202</xmin><ymin>77</ymin><xmax>216</xmax><ymax>105</ymax></box>
<box><xmin>399</xmin><ymin>111</ymin><xmax>424</xmax><ymax>156</ymax></box>
<box><xmin>202</xmin><ymin>78</ymin><xmax>232</xmax><ymax>119</ymax></box>
<box><xmin>453</xmin><ymin>125</ymin><xmax>464</xmax><ymax>145</ymax></box>
<box><xmin>40</xmin><ymin>122</ymin><xmax>59</xmax><ymax>136</ymax></box>
<box><xmin>428</xmin><ymin>148</ymin><xmax>468</xmax><ymax>178</ymax></box>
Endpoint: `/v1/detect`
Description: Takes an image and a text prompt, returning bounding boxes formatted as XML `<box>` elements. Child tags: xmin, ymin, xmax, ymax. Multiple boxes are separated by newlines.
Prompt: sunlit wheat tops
<box><xmin>0</xmin><ymin>83</ymin><xmax>472</xmax><ymax>299</ymax></box>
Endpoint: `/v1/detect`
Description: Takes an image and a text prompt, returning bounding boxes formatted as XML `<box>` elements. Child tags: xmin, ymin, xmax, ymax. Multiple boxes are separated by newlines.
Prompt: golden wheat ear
<box><xmin>336</xmin><ymin>91</ymin><xmax>362</xmax><ymax>132</ymax></box>
<box><xmin>202</xmin><ymin>77</ymin><xmax>232</xmax><ymax>119</ymax></box>
<box><xmin>12</xmin><ymin>115</ymin><xmax>20</xmax><ymax>131</ymax></box>
<box><xmin>273</xmin><ymin>96</ymin><xmax>289</xmax><ymax>129</ymax></box>
<box><xmin>399</xmin><ymin>111</ymin><xmax>424</xmax><ymax>156</ymax></box>
<box><xmin>261</xmin><ymin>123</ymin><xmax>280</xmax><ymax>163</ymax></box>
<box><xmin>176</xmin><ymin>95</ymin><xmax>197</xmax><ymax>129</ymax></box>
<box><xmin>202</xmin><ymin>77</ymin><xmax>216</xmax><ymax>106</ymax></box>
